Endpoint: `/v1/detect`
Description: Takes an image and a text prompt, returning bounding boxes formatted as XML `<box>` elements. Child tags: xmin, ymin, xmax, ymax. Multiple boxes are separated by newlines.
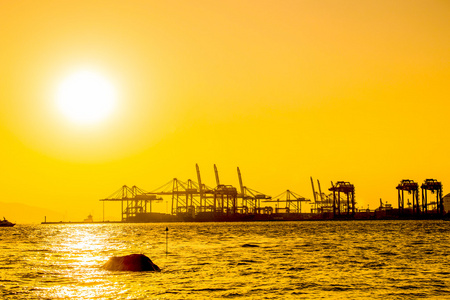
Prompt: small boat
<box><xmin>0</xmin><ymin>217</ymin><xmax>15</xmax><ymax>227</ymax></box>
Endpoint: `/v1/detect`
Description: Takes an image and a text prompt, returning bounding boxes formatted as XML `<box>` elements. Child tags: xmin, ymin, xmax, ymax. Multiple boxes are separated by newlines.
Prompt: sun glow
<box><xmin>56</xmin><ymin>70</ymin><xmax>117</xmax><ymax>125</ymax></box>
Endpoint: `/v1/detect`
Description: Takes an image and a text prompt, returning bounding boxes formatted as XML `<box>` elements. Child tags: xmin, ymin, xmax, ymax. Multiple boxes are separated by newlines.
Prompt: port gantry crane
<box><xmin>165</xmin><ymin>164</ymin><xmax>216</xmax><ymax>216</ymax></box>
<box><xmin>100</xmin><ymin>165</ymin><xmax>273</xmax><ymax>221</ymax></box>
<box><xmin>99</xmin><ymin>185</ymin><xmax>162</xmax><ymax>221</ymax></box>
<box><xmin>396</xmin><ymin>179</ymin><xmax>420</xmax><ymax>214</ymax></box>
<box><xmin>329</xmin><ymin>181</ymin><xmax>356</xmax><ymax>218</ymax></box>
<box><xmin>310</xmin><ymin>177</ymin><xmax>333</xmax><ymax>213</ymax></box>
<box><xmin>421</xmin><ymin>179</ymin><xmax>443</xmax><ymax>214</ymax></box>
<box><xmin>144</xmin><ymin>165</ymin><xmax>266</xmax><ymax>217</ymax></box>
<box><xmin>237</xmin><ymin>167</ymin><xmax>272</xmax><ymax>214</ymax></box>
<box><xmin>211</xmin><ymin>164</ymin><xmax>239</xmax><ymax>215</ymax></box>
<box><xmin>263</xmin><ymin>190</ymin><xmax>310</xmax><ymax>213</ymax></box>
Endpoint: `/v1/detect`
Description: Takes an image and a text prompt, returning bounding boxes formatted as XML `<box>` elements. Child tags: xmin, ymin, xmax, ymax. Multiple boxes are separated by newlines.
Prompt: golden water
<box><xmin>1</xmin><ymin>221</ymin><xmax>449</xmax><ymax>299</ymax></box>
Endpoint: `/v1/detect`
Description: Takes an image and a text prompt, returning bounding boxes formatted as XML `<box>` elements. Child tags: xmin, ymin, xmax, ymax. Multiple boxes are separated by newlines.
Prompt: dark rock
<box><xmin>102</xmin><ymin>254</ymin><xmax>161</xmax><ymax>272</ymax></box>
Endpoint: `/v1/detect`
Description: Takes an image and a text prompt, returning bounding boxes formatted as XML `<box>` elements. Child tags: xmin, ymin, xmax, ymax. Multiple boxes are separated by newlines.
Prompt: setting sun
<box><xmin>56</xmin><ymin>70</ymin><xmax>117</xmax><ymax>125</ymax></box>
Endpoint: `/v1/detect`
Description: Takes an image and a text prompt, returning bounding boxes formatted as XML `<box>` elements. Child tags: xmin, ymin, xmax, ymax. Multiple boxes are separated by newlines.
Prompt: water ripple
<box><xmin>0</xmin><ymin>221</ymin><xmax>449</xmax><ymax>299</ymax></box>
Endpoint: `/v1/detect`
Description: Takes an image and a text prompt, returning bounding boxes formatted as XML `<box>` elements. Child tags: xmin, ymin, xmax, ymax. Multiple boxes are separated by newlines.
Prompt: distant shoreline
<box><xmin>41</xmin><ymin>215</ymin><xmax>449</xmax><ymax>225</ymax></box>
<box><xmin>41</xmin><ymin>221</ymin><xmax>123</xmax><ymax>224</ymax></box>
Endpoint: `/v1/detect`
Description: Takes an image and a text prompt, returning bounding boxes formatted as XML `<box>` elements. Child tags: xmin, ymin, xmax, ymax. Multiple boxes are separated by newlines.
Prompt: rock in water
<box><xmin>103</xmin><ymin>254</ymin><xmax>161</xmax><ymax>272</ymax></box>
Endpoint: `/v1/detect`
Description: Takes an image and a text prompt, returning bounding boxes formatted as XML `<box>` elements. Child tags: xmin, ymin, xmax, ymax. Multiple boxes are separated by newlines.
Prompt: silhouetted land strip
<box><xmin>41</xmin><ymin>209</ymin><xmax>450</xmax><ymax>224</ymax></box>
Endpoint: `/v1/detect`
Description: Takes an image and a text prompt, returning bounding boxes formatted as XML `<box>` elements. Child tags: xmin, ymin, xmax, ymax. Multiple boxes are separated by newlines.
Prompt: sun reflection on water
<box><xmin>43</xmin><ymin>225</ymin><xmax>117</xmax><ymax>299</ymax></box>
<box><xmin>60</xmin><ymin>226</ymin><xmax>113</xmax><ymax>270</ymax></box>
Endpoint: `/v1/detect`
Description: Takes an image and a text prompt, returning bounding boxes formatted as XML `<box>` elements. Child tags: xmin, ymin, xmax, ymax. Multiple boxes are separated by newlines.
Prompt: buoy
<box><xmin>165</xmin><ymin>227</ymin><xmax>169</xmax><ymax>257</ymax></box>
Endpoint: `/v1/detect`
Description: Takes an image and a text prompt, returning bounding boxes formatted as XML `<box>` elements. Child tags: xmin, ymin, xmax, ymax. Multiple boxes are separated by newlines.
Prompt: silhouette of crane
<box><xmin>263</xmin><ymin>190</ymin><xmax>310</xmax><ymax>213</ymax></box>
<box><xmin>100</xmin><ymin>185</ymin><xmax>162</xmax><ymax>221</ymax></box>
<box><xmin>396</xmin><ymin>179</ymin><xmax>419</xmax><ymax>214</ymax></box>
<box><xmin>329</xmin><ymin>181</ymin><xmax>356</xmax><ymax>217</ymax></box>
<box><xmin>421</xmin><ymin>179</ymin><xmax>443</xmax><ymax>214</ymax></box>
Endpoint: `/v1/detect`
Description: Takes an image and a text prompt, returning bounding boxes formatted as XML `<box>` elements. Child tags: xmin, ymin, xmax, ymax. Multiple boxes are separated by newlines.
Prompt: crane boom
<box><xmin>196</xmin><ymin>164</ymin><xmax>203</xmax><ymax>206</ymax></box>
<box><xmin>196</xmin><ymin>164</ymin><xmax>202</xmax><ymax>191</ymax></box>
<box><xmin>237</xmin><ymin>167</ymin><xmax>245</xmax><ymax>195</ymax></box>
<box><xmin>317</xmin><ymin>179</ymin><xmax>324</xmax><ymax>202</ymax></box>
<box><xmin>310</xmin><ymin>177</ymin><xmax>317</xmax><ymax>202</ymax></box>
<box><xmin>214</xmin><ymin>164</ymin><xmax>220</xmax><ymax>186</ymax></box>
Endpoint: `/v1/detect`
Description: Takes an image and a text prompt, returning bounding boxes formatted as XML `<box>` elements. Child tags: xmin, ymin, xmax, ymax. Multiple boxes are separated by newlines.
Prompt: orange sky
<box><xmin>0</xmin><ymin>1</ymin><xmax>449</xmax><ymax>223</ymax></box>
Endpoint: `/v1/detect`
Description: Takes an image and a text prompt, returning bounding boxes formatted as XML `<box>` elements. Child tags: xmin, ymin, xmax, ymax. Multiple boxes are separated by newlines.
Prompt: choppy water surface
<box><xmin>1</xmin><ymin>221</ymin><xmax>450</xmax><ymax>299</ymax></box>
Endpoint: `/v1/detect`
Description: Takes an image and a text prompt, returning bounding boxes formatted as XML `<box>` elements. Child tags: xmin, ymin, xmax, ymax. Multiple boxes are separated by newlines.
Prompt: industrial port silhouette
<box><xmin>52</xmin><ymin>164</ymin><xmax>447</xmax><ymax>224</ymax></box>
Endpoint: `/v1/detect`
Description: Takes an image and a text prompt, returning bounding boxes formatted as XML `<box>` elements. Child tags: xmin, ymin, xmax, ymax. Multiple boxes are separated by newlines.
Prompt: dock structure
<box><xmin>100</xmin><ymin>164</ymin><xmax>275</xmax><ymax>221</ymax></box>
<box><xmin>236</xmin><ymin>167</ymin><xmax>272</xmax><ymax>214</ymax></box>
<box><xmin>310</xmin><ymin>177</ymin><xmax>333</xmax><ymax>214</ymax></box>
<box><xmin>421</xmin><ymin>179</ymin><xmax>443</xmax><ymax>214</ymax></box>
<box><xmin>263</xmin><ymin>190</ymin><xmax>310</xmax><ymax>213</ymax></box>
<box><xmin>329</xmin><ymin>181</ymin><xmax>356</xmax><ymax>218</ymax></box>
<box><xmin>98</xmin><ymin>167</ymin><xmax>448</xmax><ymax>223</ymax></box>
<box><xmin>396</xmin><ymin>180</ymin><xmax>420</xmax><ymax>214</ymax></box>
<box><xmin>99</xmin><ymin>185</ymin><xmax>163</xmax><ymax>221</ymax></box>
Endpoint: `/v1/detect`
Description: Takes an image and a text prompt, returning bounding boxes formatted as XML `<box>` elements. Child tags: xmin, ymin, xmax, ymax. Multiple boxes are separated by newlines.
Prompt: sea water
<box><xmin>1</xmin><ymin>220</ymin><xmax>449</xmax><ymax>299</ymax></box>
